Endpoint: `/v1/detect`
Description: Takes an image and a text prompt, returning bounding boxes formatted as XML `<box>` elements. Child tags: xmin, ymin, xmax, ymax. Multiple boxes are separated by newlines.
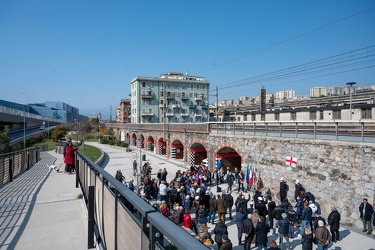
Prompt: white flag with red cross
<box><xmin>285</xmin><ymin>156</ymin><xmax>298</xmax><ymax>167</ymax></box>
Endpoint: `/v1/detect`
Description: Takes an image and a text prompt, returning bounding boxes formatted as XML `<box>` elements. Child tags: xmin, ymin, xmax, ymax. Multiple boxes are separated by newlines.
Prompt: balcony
<box><xmin>166</xmin><ymin>112</ymin><xmax>174</xmax><ymax>117</ymax></box>
<box><xmin>141</xmin><ymin>112</ymin><xmax>153</xmax><ymax>117</ymax></box>
<box><xmin>166</xmin><ymin>94</ymin><xmax>174</xmax><ymax>100</ymax></box>
<box><xmin>159</xmin><ymin>104</ymin><xmax>165</xmax><ymax>109</ymax></box>
<box><xmin>194</xmin><ymin>96</ymin><xmax>202</xmax><ymax>101</ymax></box>
<box><xmin>141</xmin><ymin>94</ymin><xmax>153</xmax><ymax>99</ymax></box>
<box><xmin>195</xmin><ymin>113</ymin><xmax>202</xmax><ymax>117</ymax></box>
<box><xmin>181</xmin><ymin>113</ymin><xmax>188</xmax><ymax>117</ymax></box>
<box><xmin>181</xmin><ymin>95</ymin><xmax>188</xmax><ymax>100</ymax></box>
<box><xmin>173</xmin><ymin>104</ymin><xmax>180</xmax><ymax>109</ymax></box>
<box><xmin>201</xmin><ymin>105</ymin><xmax>209</xmax><ymax>109</ymax></box>
<box><xmin>189</xmin><ymin>105</ymin><xmax>197</xmax><ymax>109</ymax></box>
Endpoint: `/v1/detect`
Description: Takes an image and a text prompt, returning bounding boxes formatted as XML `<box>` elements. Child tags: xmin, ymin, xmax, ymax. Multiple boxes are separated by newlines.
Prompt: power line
<box><xmin>197</xmin><ymin>5</ymin><xmax>375</xmax><ymax>75</ymax></box>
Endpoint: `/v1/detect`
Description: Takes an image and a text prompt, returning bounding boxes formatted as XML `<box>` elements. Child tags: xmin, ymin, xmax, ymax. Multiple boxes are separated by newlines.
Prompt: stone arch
<box><xmin>171</xmin><ymin>139</ymin><xmax>184</xmax><ymax>159</ymax></box>
<box><xmin>157</xmin><ymin>137</ymin><xmax>167</xmax><ymax>156</ymax></box>
<box><xmin>215</xmin><ymin>143</ymin><xmax>243</xmax><ymax>172</ymax></box>
<box><xmin>146</xmin><ymin>136</ymin><xmax>155</xmax><ymax>152</ymax></box>
<box><xmin>189</xmin><ymin>142</ymin><xmax>208</xmax><ymax>166</ymax></box>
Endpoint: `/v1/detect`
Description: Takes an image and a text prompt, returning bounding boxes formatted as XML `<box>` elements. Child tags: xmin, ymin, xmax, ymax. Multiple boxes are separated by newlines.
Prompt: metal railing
<box><xmin>0</xmin><ymin>145</ymin><xmax>47</xmax><ymax>186</ymax></box>
<box><xmin>209</xmin><ymin>120</ymin><xmax>375</xmax><ymax>143</ymax></box>
<box><xmin>76</xmin><ymin>151</ymin><xmax>207</xmax><ymax>250</ymax></box>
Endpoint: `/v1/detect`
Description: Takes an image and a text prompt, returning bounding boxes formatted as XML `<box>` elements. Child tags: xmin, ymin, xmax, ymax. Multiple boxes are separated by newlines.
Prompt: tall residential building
<box><xmin>310</xmin><ymin>87</ymin><xmax>327</xmax><ymax>97</ymax></box>
<box><xmin>116</xmin><ymin>99</ymin><xmax>131</xmax><ymax>123</ymax></box>
<box><xmin>275</xmin><ymin>90</ymin><xmax>295</xmax><ymax>100</ymax></box>
<box><xmin>130</xmin><ymin>72</ymin><xmax>210</xmax><ymax>123</ymax></box>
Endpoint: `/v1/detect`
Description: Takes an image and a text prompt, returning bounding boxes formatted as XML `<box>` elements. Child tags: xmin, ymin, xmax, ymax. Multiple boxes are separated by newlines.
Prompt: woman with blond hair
<box><xmin>301</xmin><ymin>227</ymin><xmax>313</xmax><ymax>250</ymax></box>
<box><xmin>251</xmin><ymin>210</ymin><xmax>260</xmax><ymax>246</ymax></box>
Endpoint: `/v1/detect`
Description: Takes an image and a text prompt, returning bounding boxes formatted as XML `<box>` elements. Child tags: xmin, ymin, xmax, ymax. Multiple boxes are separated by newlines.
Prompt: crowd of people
<box><xmin>114</xmin><ymin>162</ymin><xmax>375</xmax><ymax>250</ymax></box>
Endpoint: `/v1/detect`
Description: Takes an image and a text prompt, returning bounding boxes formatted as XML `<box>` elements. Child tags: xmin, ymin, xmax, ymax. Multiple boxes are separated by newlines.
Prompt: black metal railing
<box><xmin>0</xmin><ymin>145</ymin><xmax>47</xmax><ymax>186</ymax></box>
<box><xmin>76</xmin><ymin>151</ymin><xmax>207</xmax><ymax>250</ymax></box>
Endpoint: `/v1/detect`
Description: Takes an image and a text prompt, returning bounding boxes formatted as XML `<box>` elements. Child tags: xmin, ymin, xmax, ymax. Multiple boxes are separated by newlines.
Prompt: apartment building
<box><xmin>130</xmin><ymin>72</ymin><xmax>210</xmax><ymax>123</ymax></box>
<box><xmin>116</xmin><ymin>99</ymin><xmax>131</xmax><ymax>123</ymax></box>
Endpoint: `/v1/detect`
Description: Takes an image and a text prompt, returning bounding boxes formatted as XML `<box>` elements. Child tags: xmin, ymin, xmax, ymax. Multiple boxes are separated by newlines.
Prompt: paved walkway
<box><xmin>0</xmin><ymin>150</ymin><xmax>87</xmax><ymax>250</ymax></box>
<box><xmin>1</xmin><ymin>143</ymin><xmax>374</xmax><ymax>250</ymax></box>
<box><xmin>88</xmin><ymin>142</ymin><xmax>375</xmax><ymax>250</ymax></box>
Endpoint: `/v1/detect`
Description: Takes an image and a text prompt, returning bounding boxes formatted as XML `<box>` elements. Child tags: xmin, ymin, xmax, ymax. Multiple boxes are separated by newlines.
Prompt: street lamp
<box><xmin>346</xmin><ymin>82</ymin><xmax>356</xmax><ymax>120</ymax></box>
<box><xmin>98</xmin><ymin>113</ymin><xmax>101</xmax><ymax>142</ymax></box>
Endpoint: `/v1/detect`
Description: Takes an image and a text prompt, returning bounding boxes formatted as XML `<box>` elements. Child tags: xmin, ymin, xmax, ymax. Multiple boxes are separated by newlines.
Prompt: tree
<box><xmin>51</xmin><ymin>125</ymin><xmax>68</xmax><ymax>142</ymax></box>
<box><xmin>0</xmin><ymin>126</ymin><xmax>12</xmax><ymax>153</ymax></box>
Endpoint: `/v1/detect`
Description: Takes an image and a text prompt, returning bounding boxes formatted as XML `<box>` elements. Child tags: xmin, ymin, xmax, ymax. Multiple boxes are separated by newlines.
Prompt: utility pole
<box><xmin>109</xmin><ymin>105</ymin><xmax>112</xmax><ymax>123</ymax></box>
<box><xmin>215</xmin><ymin>86</ymin><xmax>219</xmax><ymax>122</ymax></box>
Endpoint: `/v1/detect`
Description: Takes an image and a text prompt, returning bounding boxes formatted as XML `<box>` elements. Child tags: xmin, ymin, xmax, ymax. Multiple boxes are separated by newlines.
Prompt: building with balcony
<box><xmin>275</xmin><ymin>89</ymin><xmax>295</xmax><ymax>100</ymax></box>
<box><xmin>310</xmin><ymin>87</ymin><xmax>328</xmax><ymax>97</ymax></box>
<box><xmin>130</xmin><ymin>72</ymin><xmax>210</xmax><ymax>123</ymax></box>
<box><xmin>116</xmin><ymin>99</ymin><xmax>131</xmax><ymax>123</ymax></box>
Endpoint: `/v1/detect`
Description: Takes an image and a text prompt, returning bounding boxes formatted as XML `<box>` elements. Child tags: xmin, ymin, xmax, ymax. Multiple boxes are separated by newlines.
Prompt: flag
<box><xmin>249</xmin><ymin>165</ymin><xmax>253</xmax><ymax>186</ymax></box>
<box><xmin>285</xmin><ymin>156</ymin><xmax>298</xmax><ymax>167</ymax></box>
<box><xmin>252</xmin><ymin>168</ymin><xmax>257</xmax><ymax>187</ymax></box>
<box><xmin>245</xmin><ymin>165</ymin><xmax>249</xmax><ymax>185</ymax></box>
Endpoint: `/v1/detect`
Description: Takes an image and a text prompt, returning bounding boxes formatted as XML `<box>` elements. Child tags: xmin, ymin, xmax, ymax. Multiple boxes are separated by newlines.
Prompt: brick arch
<box><xmin>215</xmin><ymin>142</ymin><xmax>244</xmax><ymax>164</ymax></box>
<box><xmin>170</xmin><ymin>136</ymin><xmax>183</xmax><ymax>145</ymax></box>
<box><xmin>188</xmin><ymin>138</ymin><xmax>209</xmax><ymax>151</ymax></box>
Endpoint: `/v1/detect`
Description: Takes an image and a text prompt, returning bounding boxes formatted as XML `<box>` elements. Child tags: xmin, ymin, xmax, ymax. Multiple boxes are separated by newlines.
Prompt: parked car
<box><xmin>201</xmin><ymin>158</ymin><xmax>208</xmax><ymax>168</ymax></box>
<box><xmin>40</xmin><ymin>126</ymin><xmax>45</xmax><ymax>130</ymax></box>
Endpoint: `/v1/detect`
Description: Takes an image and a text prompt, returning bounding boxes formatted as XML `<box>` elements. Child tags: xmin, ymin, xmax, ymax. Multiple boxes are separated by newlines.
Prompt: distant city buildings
<box><xmin>116</xmin><ymin>99</ymin><xmax>131</xmax><ymax>123</ymax></box>
<box><xmin>275</xmin><ymin>89</ymin><xmax>295</xmax><ymax>100</ymax></box>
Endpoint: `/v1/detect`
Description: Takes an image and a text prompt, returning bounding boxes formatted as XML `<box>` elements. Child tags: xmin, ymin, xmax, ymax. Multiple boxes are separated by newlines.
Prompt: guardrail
<box><xmin>209</xmin><ymin>120</ymin><xmax>375</xmax><ymax>143</ymax></box>
<box><xmin>0</xmin><ymin>145</ymin><xmax>47</xmax><ymax>186</ymax></box>
<box><xmin>76</xmin><ymin>151</ymin><xmax>207</xmax><ymax>250</ymax></box>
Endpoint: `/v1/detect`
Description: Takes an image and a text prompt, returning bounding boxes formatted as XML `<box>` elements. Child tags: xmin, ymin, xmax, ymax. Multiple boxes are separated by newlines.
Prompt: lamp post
<box><xmin>97</xmin><ymin>112</ymin><xmax>101</xmax><ymax>142</ymax></box>
<box><xmin>23</xmin><ymin>107</ymin><xmax>26</xmax><ymax>148</ymax></box>
<box><xmin>346</xmin><ymin>82</ymin><xmax>356</xmax><ymax>120</ymax></box>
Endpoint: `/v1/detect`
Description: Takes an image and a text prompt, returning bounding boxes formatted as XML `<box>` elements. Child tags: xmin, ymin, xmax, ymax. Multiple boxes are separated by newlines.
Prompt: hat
<box><xmin>258</xmin><ymin>197</ymin><xmax>263</xmax><ymax>200</ymax></box>
<box><xmin>296</xmin><ymin>179</ymin><xmax>300</xmax><ymax>183</ymax></box>
<box><xmin>186</xmin><ymin>195</ymin><xmax>190</xmax><ymax>199</ymax></box>
<box><xmin>195</xmin><ymin>196</ymin><xmax>200</xmax><ymax>200</ymax></box>
<box><xmin>222</xmin><ymin>234</ymin><xmax>229</xmax><ymax>241</ymax></box>
<box><xmin>280</xmin><ymin>177</ymin><xmax>283</xmax><ymax>181</ymax></box>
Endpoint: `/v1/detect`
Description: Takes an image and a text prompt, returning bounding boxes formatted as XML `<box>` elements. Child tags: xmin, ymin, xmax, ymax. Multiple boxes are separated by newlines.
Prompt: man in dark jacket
<box><xmin>273</xmin><ymin>201</ymin><xmax>285</xmax><ymax>235</ymax></box>
<box><xmin>255</xmin><ymin>197</ymin><xmax>267</xmax><ymax>218</ymax></box>
<box><xmin>215</xmin><ymin>194</ymin><xmax>227</xmax><ymax>224</ymax></box>
<box><xmin>277</xmin><ymin>213</ymin><xmax>291</xmax><ymax>250</ymax></box>
<box><xmin>226</xmin><ymin>172</ymin><xmax>234</xmax><ymax>192</ymax></box>
<box><xmin>294</xmin><ymin>179</ymin><xmax>304</xmax><ymax>201</ymax></box>
<box><xmin>328</xmin><ymin>206</ymin><xmax>341</xmax><ymax>242</ymax></box>
<box><xmin>279</xmin><ymin>177</ymin><xmax>288</xmax><ymax>202</ymax></box>
<box><xmin>224</xmin><ymin>191</ymin><xmax>234</xmax><ymax>220</ymax></box>
<box><xmin>298</xmin><ymin>202</ymin><xmax>312</xmax><ymax>237</ymax></box>
<box><xmin>236</xmin><ymin>208</ymin><xmax>245</xmax><ymax>245</ymax></box>
<box><xmin>213</xmin><ymin>220</ymin><xmax>228</xmax><ymax>250</ymax></box>
<box><xmin>267</xmin><ymin>197</ymin><xmax>276</xmax><ymax>233</ymax></box>
<box><xmin>242</xmin><ymin>213</ymin><xmax>255</xmax><ymax>250</ymax></box>
<box><xmin>359</xmin><ymin>198</ymin><xmax>374</xmax><ymax>234</ymax></box>
<box><xmin>255</xmin><ymin>216</ymin><xmax>270</xmax><ymax>250</ymax></box>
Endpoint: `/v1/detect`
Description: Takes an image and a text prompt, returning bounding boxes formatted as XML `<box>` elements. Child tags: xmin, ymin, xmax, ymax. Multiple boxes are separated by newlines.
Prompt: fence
<box><xmin>0</xmin><ymin>145</ymin><xmax>47</xmax><ymax>186</ymax></box>
<box><xmin>76</xmin><ymin>151</ymin><xmax>207</xmax><ymax>250</ymax></box>
<box><xmin>209</xmin><ymin>120</ymin><xmax>375</xmax><ymax>143</ymax></box>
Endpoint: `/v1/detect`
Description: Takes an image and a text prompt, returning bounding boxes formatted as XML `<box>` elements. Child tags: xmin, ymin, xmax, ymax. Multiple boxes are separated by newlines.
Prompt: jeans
<box><xmin>208</xmin><ymin>210</ymin><xmax>216</xmax><ymax>223</ymax></box>
<box><xmin>289</xmin><ymin>224</ymin><xmax>294</xmax><ymax>237</ymax></box>
<box><xmin>300</xmin><ymin>220</ymin><xmax>310</xmax><ymax>235</ymax></box>
<box><xmin>317</xmin><ymin>243</ymin><xmax>328</xmax><ymax>250</ymax></box>
<box><xmin>257</xmin><ymin>243</ymin><xmax>267</xmax><ymax>250</ymax></box>
<box><xmin>227</xmin><ymin>206</ymin><xmax>233</xmax><ymax>219</ymax></box>
<box><xmin>279</xmin><ymin>234</ymin><xmax>290</xmax><ymax>250</ymax></box>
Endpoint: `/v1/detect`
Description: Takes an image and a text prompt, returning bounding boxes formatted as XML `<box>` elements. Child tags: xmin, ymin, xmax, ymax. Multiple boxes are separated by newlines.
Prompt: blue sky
<box><xmin>1</xmin><ymin>1</ymin><xmax>374</xmax><ymax>118</ymax></box>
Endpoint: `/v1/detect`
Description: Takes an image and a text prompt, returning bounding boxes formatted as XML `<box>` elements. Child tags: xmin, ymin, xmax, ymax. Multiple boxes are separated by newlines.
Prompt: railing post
<box><xmin>314</xmin><ymin>122</ymin><xmax>316</xmax><ymax>139</ymax></box>
<box><xmin>335</xmin><ymin>122</ymin><xmax>338</xmax><ymax>141</ymax></box>
<box><xmin>76</xmin><ymin>156</ymin><xmax>79</xmax><ymax>188</ymax></box>
<box><xmin>9</xmin><ymin>157</ymin><xmax>13</xmax><ymax>182</ymax></box>
<box><xmin>295</xmin><ymin>122</ymin><xmax>298</xmax><ymax>138</ymax></box>
<box><xmin>279</xmin><ymin>122</ymin><xmax>282</xmax><ymax>137</ymax></box>
<box><xmin>88</xmin><ymin>186</ymin><xmax>95</xmax><ymax>249</ymax></box>
<box><xmin>266</xmin><ymin>122</ymin><xmax>268</xmax><ymax>136</ymax></box>
<box><xmin>361</xmin><ymin>122</ymin><xmax>365</xmax><ymax>142</ymax></box>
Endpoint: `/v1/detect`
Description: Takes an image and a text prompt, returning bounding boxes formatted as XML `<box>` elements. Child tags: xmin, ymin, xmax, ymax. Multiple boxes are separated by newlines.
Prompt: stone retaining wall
<box><xmin>210</xmin><ymin>134</ymin><xmax>375</xmax><ymax>227</ymax></box>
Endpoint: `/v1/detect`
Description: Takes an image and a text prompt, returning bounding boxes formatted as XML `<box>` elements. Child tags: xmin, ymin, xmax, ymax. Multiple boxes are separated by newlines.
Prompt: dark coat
<box><xmin>301</xmin><ymin>233</ymin><xmax>313</xmax><ymax>250</ymax></box>
<box><xmin>273</xmin><ymin>206</ymin><xmax>285</xmax><ymax>220</ymax></box>
<box><xmin>313</xmin><ymin>216</ymin><xmax>326</xmax><ymax>229</ymax></box>
<box><xmin>224</xmin><ymin>194</ymin><xmax>234</xmax><ymax>208</ymax></box>
<box><xmin>278</xmin><ymin>218</ymin><xmax>290</xmax><ymax>235</ymax></box>
<box><xmin>236</xmin><ymin>211</ymin><xmax>245</xmax><ymax>227</ymax></box>
<box><xmin>280</xmin><ymin>181</ymin><xmax>288</xmax><ymax>200</ymax></box>
<box><xmin>213</xmin><ymin>222</ymin><xmax>228</xmax><ymax>243</ymax></box>
<box><xmin>255</xmin><ymin>202</ymin><xmax>267</xmax><ymax>217</ymax></box>
<box><xmin>359</xmin><ymin>202</ymin><xmax>374</xmax><ymax>221</ymax></box>
<box><xmin>255</xmin><ymin>221</ymin><xmax>270</xmax><ymax>244</ymax></box>
<box><xmin>295</xmin><ymin>183</ymin><xmax>304</xmax><ymax>200</ymax></box>
<box><xmin>209</xmin><ymin>197</ymin><xmax>217</xmax><ymax>212</ymax></box>
<box><xmin>328</xmin><ymin>210</ymin><xmax>341</xmax><ymax>230</ymax></box>
<box><xmin>267</xmin><ymin>201</ymin><xmax>276</xmax><ymax>217</ymax></box>
<box><xmin>295</xmin><ymin>198</ymin><xmax>303</xmax><ymax>216</ymax></box>
<box><xmin>226</xmin><ymin>174</ymin><xmax>234</xmax><ymax>186</ymax></box>
<box><xmin>242</xmin><ymin>218</ymin><xmax>255</xmax><ymax>237</ymax></box>
<box><xmin>301</xmin><ymin>207</ymin><xmax>312</xmax><ymax>221</ymax></box>
<box><xmin>198</xmin><ymin>209</ymin><xmax>208</xmax><ymax>224</ymax></box>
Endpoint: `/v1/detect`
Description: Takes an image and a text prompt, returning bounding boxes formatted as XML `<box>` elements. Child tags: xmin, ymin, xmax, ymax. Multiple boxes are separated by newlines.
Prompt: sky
<box><xmin>1</xmin><ymin>1</ymin><xmax>375</xmax><ymax>119</ymax></box>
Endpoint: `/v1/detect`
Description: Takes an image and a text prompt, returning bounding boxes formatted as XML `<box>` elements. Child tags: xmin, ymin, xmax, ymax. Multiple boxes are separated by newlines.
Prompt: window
<box><xmin>261</xmin><ymin>114</ymin><xmax>265</xmax><ymax>121</ymax></box>
<box><xmin>274</xmin><ymin>113</ymin><xmax>279</xmax><ymax>121</ymax></box>
<box><xmin>319</xmin><ymin>111</ymin><xmax>324</xmax><ymax>120</ymax></box>
<box><xmin>291</xmin><ymin>112</ymin><xmax>296</xmax><ymax>120</ymax></box>
<box><xmin>309</xmin><ymin>111</ymin><xmax>316</xmax><ymax>120</ymax></box>
<box><xmin>251</xmin><ymin>114</ymin><xmax>256</xmax><ymax>121</ymax></box>
<box><xmin>190</xmin><ymin>84</ymin><xmax>194</xmax><ymax>90</ymax></box>
<box><xmin>243</xmin><ymin>114</ymin><xmax>247</xmax><ymax>121</ymax></box>
<box><xmin>362</xmin><ymin>108</ymin><xmax>372</xmax><ymax>119</ymax></box>
<box><xmin>142</xmin><ymin>82</ymin><xmax>146</xmax><ymax>88</ymax></box>
<box><xmin>333</xmin><ymin>110</ymin><xmax>341</xmax><ymax>119</ymax></box>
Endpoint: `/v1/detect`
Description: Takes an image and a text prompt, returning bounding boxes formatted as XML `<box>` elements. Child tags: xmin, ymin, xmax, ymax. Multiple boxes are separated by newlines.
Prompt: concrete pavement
<box><xmin>0</xmin><ymin>150</ymin><xmax>87</xmax><ymax>250</ymax></box>
<box><xmin>88</xmin><ymin>142</ymin><xmax>375</xmax><ymax>250</ymax></box>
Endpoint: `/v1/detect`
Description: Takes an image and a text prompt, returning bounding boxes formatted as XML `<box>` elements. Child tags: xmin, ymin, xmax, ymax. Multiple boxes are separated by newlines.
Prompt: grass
<box><xmin>79</xmin><ymin>144</ymin><xmax>102</xmax><ymax>162</ymax></box>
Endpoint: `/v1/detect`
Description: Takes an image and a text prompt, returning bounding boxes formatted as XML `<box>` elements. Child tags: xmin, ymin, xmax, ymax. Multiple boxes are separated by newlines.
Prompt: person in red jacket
<box><xmin>64</xmin><ymin>141</ymin><xmax>78</xmax><ymax>174</ymax></box>
<box><xmin>183</xmin><ymin>209</ymin><xmax>197</xmax><ymax>234</ymax></box>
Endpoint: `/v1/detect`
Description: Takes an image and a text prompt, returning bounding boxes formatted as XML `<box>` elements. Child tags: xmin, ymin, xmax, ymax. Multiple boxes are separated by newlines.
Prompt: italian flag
<box><xmin>249</xmin><ymin>165</ymin><xmax>254</xmax><ymax>186</ymax></box>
